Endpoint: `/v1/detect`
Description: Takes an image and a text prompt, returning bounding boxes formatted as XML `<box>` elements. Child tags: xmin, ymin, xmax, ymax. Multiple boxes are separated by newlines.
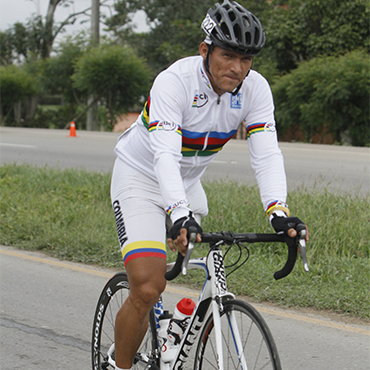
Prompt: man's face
<box><xmin>200</xmin><ymin>42</ymin><xmax>253</xmax><ymax>95</ymax></box>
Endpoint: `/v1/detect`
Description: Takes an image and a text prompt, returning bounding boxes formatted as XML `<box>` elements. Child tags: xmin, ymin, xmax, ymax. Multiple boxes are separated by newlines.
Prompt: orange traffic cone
<box><xmin>69</xmin><ymin>121</ymin><xmax>77</xmax><ymax>137</ymax></box>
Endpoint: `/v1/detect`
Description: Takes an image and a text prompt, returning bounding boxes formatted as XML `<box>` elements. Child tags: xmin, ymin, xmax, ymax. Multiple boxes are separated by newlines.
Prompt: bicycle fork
<box><xmin>208</xmin><ymin>248</ymin><xmax>248</xmax><ymax>370</ymax></box>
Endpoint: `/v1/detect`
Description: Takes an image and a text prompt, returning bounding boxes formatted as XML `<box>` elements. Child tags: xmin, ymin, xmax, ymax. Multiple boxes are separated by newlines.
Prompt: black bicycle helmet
<box><xmin>201</xmin><ymin>0</ymin><xmax>266</xmax><ymax>55</ymax></box>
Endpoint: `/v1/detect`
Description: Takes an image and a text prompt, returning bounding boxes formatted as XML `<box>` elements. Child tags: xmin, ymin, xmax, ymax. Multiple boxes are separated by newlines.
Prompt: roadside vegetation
<box><xmin>1</xmin><ymin>0</ymin><xmax>369</xmax><ymax>145</ymax></box>
<box><xmin>1</xmin><ymin>164</ymin><xmax>368</xmax><ymax>320</ymax></box>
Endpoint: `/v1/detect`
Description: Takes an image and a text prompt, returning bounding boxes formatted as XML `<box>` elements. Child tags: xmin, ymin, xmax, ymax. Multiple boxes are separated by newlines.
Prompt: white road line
<box><xmin>0</xmin><ymin>143</ymin><xmax>36</xmax><ymax>148</ymax></box>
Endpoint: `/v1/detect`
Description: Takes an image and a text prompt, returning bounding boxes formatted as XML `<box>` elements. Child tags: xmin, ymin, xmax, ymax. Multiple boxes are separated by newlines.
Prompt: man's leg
<box><xmin>114</xmin><ymin>257</ymin><xmax>167</xmax><ymax>369</ymax></box>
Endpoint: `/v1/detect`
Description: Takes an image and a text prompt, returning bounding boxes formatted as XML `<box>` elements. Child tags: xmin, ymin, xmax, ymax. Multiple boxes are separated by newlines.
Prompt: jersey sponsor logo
<box><xmin>148</xmin><ymin>121</ymin><xmax>182</xmax><ymax>135</ymax></box>
<box><xmin>230</xmin><ymin>93</ymin><xmax>242</xmax><ymax>109</ymax></box>
<box><xmin>113</xmin><ymin>200</ymin><xmax>128</xmax><ymax>248</ymax></box>
<box><xmin>264</xmin><ymin>122</ymin><xmax>276</xmax><ymax>132</ymax></box>
<box><xmin>166</xmin><ymin>199</ymin><xmax>190</xmax><ymax>215</ymax></box>
<box><xmin>162</xmin><ymin>121</ymin><xmax>178</xmax><ymax>131</ymax></box>
<box><xmin>192</xmin><ymin>93</ymin><xmax>209</xmax><ymax>108</ymax></box>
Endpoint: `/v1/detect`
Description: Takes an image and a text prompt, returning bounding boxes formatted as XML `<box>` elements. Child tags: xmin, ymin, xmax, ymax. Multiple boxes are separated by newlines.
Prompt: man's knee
<box><xmin>131</xmin><ymin>279</ymin><xmax>166</xmax><ymax>307</ymax></box>
<box><xmin>126</xmin><ymin>257</ymin><xmax>167</xmax><ymax>308</ymax></box>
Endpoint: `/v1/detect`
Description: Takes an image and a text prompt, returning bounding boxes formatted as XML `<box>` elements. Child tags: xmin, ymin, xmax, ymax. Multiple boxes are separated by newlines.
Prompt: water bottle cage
<box><xmin>167</xmin><ymin>318</ymin><xmax>189</xmax><ymax>345</ymax></box>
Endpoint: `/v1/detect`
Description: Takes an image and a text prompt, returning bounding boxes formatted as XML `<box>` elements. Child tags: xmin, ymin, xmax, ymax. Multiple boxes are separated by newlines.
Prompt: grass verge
<box><xmin>1</xmin><ymin>164</ymin><xmax>369</xmax><ymax>319</ymax></box>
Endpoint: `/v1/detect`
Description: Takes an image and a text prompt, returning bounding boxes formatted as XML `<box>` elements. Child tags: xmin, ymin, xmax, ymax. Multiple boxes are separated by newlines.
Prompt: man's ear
<box><xmin>199</xmin><ymin>42</ymin><xmax>209</xmax><ymax>59</ymax></box>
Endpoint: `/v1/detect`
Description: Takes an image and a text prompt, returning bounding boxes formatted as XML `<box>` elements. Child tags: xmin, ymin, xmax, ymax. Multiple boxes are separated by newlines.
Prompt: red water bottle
<box><xmin>167</xmin><ymin>298</ymin><xmax>196</xmax><ymax>345</ymax></box>
<box><xmin>160</xmin><ymin>298</ymin><xmax>196</xmax><ymax>363</ymax></box>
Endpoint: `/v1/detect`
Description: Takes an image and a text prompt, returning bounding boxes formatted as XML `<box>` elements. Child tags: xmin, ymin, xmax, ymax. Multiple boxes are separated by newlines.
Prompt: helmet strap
<box><xmin>204</xmin><ymin>43</ymin><xmax>215</xmax><ymax>77</ymax></box>
<box><xmin>232</xmin><ymin>69</ymin><xmax>250</xmax><ymax>95</ymax></box>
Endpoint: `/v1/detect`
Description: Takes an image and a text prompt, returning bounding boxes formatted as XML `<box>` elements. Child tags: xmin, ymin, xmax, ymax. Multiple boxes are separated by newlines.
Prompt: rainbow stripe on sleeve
<box><xmin>265</xmin><ymin>200</ymin><xmax>290</xmax><ymax>217</ymax></box>
<box><xmin>246</xmin><ymin>123</ymin><xmax>266</xmax><ymax>138</ymax></box>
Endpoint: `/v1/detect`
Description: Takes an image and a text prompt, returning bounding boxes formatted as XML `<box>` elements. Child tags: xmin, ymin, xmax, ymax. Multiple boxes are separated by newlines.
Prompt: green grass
<box><xmin>1</xmin><ymin>164</ymin><xmax>369</xmax><ymax>319</ymax></box>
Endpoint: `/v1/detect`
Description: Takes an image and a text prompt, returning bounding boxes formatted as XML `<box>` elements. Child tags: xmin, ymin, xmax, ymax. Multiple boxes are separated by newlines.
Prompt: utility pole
<box><xmin>86</xmin><ymin>0</ymin><xmax>100</xmax><ymax>131</ymax></box>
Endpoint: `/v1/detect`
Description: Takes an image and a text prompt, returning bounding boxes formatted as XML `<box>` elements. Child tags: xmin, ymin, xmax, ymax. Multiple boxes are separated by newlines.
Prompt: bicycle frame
<box><xmin>156</xmin><ymin>245</ymin><xmax>247</xmax><ymax>370</ymax></box>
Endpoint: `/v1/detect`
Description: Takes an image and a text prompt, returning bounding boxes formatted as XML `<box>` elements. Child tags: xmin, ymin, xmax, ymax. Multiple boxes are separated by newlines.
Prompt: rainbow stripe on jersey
<box><xmin>181</xmin><ymin>128</ymin><xmax>236</xmax><ymax>157</ymax></box>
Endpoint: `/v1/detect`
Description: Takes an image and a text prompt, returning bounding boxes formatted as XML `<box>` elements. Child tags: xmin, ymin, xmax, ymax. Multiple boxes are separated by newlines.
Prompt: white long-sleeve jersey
<box><xmin>114</xmin><ymin>55</ymin><xmax>287</xmax><ymax>223</ymax></box>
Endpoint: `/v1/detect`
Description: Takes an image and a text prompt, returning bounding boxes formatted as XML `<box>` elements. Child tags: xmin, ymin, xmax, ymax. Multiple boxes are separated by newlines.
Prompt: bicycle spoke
<box><xmin>194</xmin><ymin>300</ymin><xmax>281</xmax><ymax>370</ymax></box>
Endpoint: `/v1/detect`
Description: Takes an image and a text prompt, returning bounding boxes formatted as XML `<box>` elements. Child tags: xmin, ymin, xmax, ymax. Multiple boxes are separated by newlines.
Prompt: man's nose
<box><xmin>230</xmin><ymin>59</ymin><xmax>242</xmax><ymax>74</ymax></box>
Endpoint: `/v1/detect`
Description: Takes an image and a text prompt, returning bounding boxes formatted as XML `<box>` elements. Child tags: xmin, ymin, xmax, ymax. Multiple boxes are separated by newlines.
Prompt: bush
<box><xmin>72</xmin><ymin>44</ymin><xmax>152</xmax><ymax>129</ymax></box>
<box><xmin>0</xmin><ymin>65</ymin><xmax>37</xmax><ymax>124</ymax></box>
<box><xmin>272</xmin><ymin>50</ymin><xmax>370</xmax><ymax>146</ymax></box>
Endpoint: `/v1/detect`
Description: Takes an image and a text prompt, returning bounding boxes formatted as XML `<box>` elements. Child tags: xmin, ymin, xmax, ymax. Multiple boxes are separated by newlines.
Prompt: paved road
<box><xmin>1</xmin><ymin>246</ymin><xmax>369</xmax><ymax>370</ymax></box>
<box><xmin>1</xmin><ymin>127</ymin><xmax>370</xmax><ymax>369</ymax></box>
<box><xmin>1</xmin><ymin>127</ymin><xmax>369</xmax><ymax>195</ymax></box>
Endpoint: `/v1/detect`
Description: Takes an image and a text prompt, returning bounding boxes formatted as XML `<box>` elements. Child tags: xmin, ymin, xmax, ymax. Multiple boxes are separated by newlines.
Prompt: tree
<box><xmin>272</xmin><ymin>50</ymin><xmax>370</xmax><ymax>146</ymax></box>
<box><xmin>0</xmin><ymin>65</ymin><xmax>38</xmax><ymax>124</ymax></box>
<box><xmin>107</xmin><ymin>0</ymin><xmax>274</xmax><ymax>75</ymax></box>
<box><xmin>0</xmin><ymin>0</ymin><xmax>104</xmax><ymax>64</ymax></box>
<box><xmin>107</xmin><ymin>0</ymin><xmax>216</xmax><ymax>74</ymax></box>
<box><xmin>72</xmin><ymin>44</ymin><xmax>152</xmax><ymax>128</ymax></box>
<box><xmin>265</xmin><ymin>0</ymin><xmax>370</xmax><ymax>72</ymax></box>
<box><xmin>40</xmin><ymin>36</ymin><xmax>88</xmax><ymax>122</ymax></box>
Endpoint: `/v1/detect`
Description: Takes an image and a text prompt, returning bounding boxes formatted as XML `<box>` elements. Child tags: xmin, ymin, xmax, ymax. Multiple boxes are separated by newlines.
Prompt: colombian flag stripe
<box><xmin>122</xmin><ymin>241</ymin><xmax>166</xmax><ymax>266</ymax></box>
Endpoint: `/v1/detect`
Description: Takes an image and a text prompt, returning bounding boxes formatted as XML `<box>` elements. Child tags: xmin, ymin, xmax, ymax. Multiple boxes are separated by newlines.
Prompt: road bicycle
<box><xmin>92</xmin><ymin>224</ymin><xmax>308</xmax><ymax>370</ymax></box>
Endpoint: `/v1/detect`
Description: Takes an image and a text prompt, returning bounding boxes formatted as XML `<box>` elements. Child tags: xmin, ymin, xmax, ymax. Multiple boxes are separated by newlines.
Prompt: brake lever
<box><xmin>297</xmin><ymin>227</ymin><xmax>309</xmax><ymax>272</ymax></box>
<box><xmin>182</xmin><ymin>227</ymin><xmax>197</xmax><ymax>275</ymax></box>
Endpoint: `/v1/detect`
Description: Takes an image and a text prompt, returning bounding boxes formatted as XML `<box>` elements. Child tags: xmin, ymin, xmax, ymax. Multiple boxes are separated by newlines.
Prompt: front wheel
<box><xmin>194</xmin><ymin>299</ymin><xmax>281</xmax><ymax>370</ymax></box>
<box><xmin>91</xmin><ymin>272</ymin><xmax>158</xmax><ymax>370</ymax></box>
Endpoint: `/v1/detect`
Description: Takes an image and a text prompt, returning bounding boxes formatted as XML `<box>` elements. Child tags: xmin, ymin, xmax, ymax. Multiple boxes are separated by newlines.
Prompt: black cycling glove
<box><xmin>168</xmin><ymin>212</ymin><xmax>203</xmax><ymax>241</ymax></box>
<box><xmin>271</xmin><ymin>215</ymin><xmax>305</xmax><ymax>236</ymax></box>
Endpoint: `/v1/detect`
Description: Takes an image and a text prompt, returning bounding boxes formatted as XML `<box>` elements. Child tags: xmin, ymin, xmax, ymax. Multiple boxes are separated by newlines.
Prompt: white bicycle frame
<box><xmin>155</xmin><ymin>243</ymin><xmax>248</xmax><ymax>370</ymax></box>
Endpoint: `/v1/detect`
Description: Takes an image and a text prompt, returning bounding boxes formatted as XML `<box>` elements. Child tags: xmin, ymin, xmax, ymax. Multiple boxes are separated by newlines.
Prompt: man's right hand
<box><xmin>271</xmin><ymin>215</ymin><xmax>309</xmax><ymax>241</ymax></box>
<box><xmin>167</xmin><ymin>212</ymin><xmax>202</xmax><ymax>256</ymax></box>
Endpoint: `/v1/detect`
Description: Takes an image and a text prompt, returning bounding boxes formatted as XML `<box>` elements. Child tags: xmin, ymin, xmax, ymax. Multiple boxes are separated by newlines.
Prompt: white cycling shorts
<box><xmin>110</xmin><ymin>158</ymin><xmax>208</xmax><ymax>266</ymax></box>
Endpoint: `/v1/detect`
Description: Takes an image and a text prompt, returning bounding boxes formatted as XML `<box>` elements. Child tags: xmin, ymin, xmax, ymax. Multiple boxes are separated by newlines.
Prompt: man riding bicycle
<box><xmin>110</xmin><ymin>1</ymin><xmax>308</xmax><ymax>369</ymax></box>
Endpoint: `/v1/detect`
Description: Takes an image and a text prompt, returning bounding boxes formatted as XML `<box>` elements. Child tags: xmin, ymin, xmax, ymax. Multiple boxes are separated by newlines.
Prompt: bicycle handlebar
<box><xmin>165</xmin><ymin>224</ymin><xmax>308</xmax><ymax>281</ymax></box>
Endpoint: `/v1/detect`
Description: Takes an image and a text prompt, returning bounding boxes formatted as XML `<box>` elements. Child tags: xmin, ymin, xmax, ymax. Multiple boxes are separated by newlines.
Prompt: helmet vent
<box><xmin>221</xmin><ymin>22</ymin><xmax>231</xmax><ymax>40</ymax></box>
<box><xmin>234</xmin><ymin>24</ymin><xmax>241</xmax><ymax>42</ymax></box>
<box><xmin>228</xmin><ymin>11</ymin><xmax>236</xmax><ymax>22</ymax></box>
<box><xmin>242</xmin><ymin>16</ymin><xmax>250</xmax><ymax>28</ymax></box>
<box><xmin>254</xmin><ymin>28</ymin><xmax>260</xmax><ymax>45</ymax></box>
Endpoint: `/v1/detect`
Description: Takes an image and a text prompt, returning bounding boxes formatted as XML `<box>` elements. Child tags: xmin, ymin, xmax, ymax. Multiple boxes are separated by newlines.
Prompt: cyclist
<box><xmin>110</xmin><ymin>1</ymin><xmax>308</xmax><ymax>369</ymax></box>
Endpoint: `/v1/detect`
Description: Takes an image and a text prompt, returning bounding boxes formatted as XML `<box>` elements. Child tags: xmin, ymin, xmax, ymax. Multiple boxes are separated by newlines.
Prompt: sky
<box><xmin>0</xmin><ymin>0</ymin><xmax>149</xmax><ymax>35</ymax></box>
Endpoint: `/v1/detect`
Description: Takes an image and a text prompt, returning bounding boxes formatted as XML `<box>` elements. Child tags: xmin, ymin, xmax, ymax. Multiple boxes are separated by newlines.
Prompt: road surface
<box><xmin>1</xmin><ymin>127</ymin><xmax>369</xmax><ymax>195</ymax></box>
<box><xmin>1</xmin><ymin>246</ymin><xmax>369</xmax><ymax>370</ymax></box>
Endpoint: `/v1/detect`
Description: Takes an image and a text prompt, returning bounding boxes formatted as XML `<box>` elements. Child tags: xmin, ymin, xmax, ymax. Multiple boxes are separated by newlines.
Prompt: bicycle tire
<box><xmin>194</xmin><ymin>299</ymin><xmax>281</xmax><ymax>370</ymax></box>
<box><xmin>91</xmin><ymin>272</ymin><xmax>158</xmax><ymax>370</ymax></box>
